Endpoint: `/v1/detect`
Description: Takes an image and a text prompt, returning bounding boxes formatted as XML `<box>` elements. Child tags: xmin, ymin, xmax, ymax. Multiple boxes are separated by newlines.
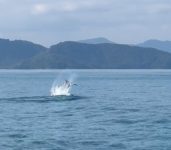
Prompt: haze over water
<box><xmin>0</xmin><ymin>70</ymin><xmax>171</xmax><ymax>150</ymax></box>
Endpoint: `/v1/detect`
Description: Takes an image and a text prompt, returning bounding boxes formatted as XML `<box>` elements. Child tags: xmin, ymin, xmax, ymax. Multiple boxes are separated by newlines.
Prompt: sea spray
<box><xmin>51</xmin><ymin>82</ymin><xmax>71</xmax><ymax>96</ymax></box>
<box><xmin>50</xmin><ymin>71</ymin><xmax>77</xmax><ymax>96</ymax></box>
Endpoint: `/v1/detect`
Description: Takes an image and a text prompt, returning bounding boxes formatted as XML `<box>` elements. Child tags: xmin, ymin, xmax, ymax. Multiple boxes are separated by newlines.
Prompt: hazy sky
<box><xmin>0</xmin><ymin>0</ymin><xmax>171</xmax><ymax>46</ymax></box>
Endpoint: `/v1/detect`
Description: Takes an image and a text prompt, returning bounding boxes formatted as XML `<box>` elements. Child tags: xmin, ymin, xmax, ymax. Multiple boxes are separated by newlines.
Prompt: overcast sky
<box><xmin>0</xmin><ymin>0</ymin><xmax>171</xmax><ymax>46</ymax></box>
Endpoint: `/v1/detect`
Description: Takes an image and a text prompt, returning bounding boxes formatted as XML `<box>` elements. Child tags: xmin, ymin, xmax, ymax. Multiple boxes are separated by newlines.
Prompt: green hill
<box><xmin>19</xmin><ymin>41</ymin><xmax>171</xmax><ymax>69</ymax></box>
<box><xmin>0</xmin><ymin>39</ymin><xmax>47</xmax><ymax>68</ymax></box>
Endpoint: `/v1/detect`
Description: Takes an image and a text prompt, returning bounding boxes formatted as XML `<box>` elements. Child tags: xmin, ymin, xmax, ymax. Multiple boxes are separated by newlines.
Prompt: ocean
<box><xmin>0</xmin><ymin>70</ymin><xmax>171</xmax><ymax>150</ymax></box>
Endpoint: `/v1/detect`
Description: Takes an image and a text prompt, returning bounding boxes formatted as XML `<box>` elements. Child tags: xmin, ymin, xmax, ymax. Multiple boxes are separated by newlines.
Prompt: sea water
<box><xmin>0</xmin><ymin>69</ymin><xmax>171</xmax><ymax>150</ymax></box>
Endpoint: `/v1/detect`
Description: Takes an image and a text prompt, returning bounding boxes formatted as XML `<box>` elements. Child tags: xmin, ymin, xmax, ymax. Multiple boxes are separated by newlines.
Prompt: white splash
<box><xmin>50</xmin><ymin>72</ymin><xmax>77</xmax><ymax>96</ymax></box>
<box><xmin>50</xmin><ymin>81</ymin><xmax>71</xmax><ymax>96</ymax></box>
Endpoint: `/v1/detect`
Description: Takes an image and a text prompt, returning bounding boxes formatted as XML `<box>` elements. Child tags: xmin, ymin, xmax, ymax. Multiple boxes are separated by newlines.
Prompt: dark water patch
<box><xmin>101</xmin><ymin>106</ymin><xmax>117</xmax><ymax>111</ymax></box>
<box><xmin>78</xmin><ymin>140</ymin><xmax>107</xmax><ymax>146</ymax></box>
<box><xmin>32</xmin><ymin>140</ymin><xmax>47</xmax><ymax>145</ymax></box>
<box><xmin>7</xmin><ymin>133</ymin><xmax>27</xmax><ymax>139</ymax></box>
<box><xmin>49</xmin><ymin>148</ymin><xmax>65</xmax><ymax>150</ymax></box>
<box><xmin>88</xmin><ymin>127</ymin><xmax>106</xmax><ymax>132</ymax></box>
<box><xmin>0</xmin><ymin>144</ymin><xmax>14</xmax><ymax>149</ymax></box>
<box><xmin>52</xmin><ymin>110</ymin><xmax>66</xmax><ymax>114</ymax></box>
<box><xmin>55</xmin><ymin>140</ymin><xmax>71</xmax><ymax>147</ymax></box>
<box><xmin>98</xmin><ymin>118</ymin><xmax>145</xmax><ymax>125</ymax></box>
<box><xmin>62</xmin><ymin>113</ymin><xmax>73</xmax><ymax>117</ymax></box>
<box><xmin>14</xmin><ymin>139</ymin><xmax>24</xmax><ymax>143</ymax></box>
<box><xmin>152</xmin><ymin>135</ymin><xmax>171</xmax><ymax>141</ymax></box>
<box><xmin>115</xmin><ymin>119</ymin><xmax>142</xmax><ymax>124</ymax></box>
<box><xmin>75</xmin><ymin>106</ymin><xmax>86</xmax><ymax>110</ymax></box>
<box><xmin>30</xmin><ymin>140</ymin><xmax>60</xmax><ymax>149</ymax></box>
<box><xmin>127</xmin><ymin>136</ymin><xmax>144</xmax><ymax>141</ymax></box>
<box><xmin>36</xmin><ymin>115</ymin><xmax>47</xmax><ymax>118</ymax></box>
<box><xmin>124</xmin><ymin>108</ymin><xmax>140</xmax><ymax>112</ymax></box>
<box><xmin>153</xmin><ymin>118</ymin><xmax>170</xmax><ymax>124</ymax></box>
<box><xmin>84</xmin><ymin>113</ymin><xmax>102</xmax><ymax>119</ymax></box>
<box><xmin>44</xmin><ymin>139</ymin><xmax>73</xmax><ymax>150</ymax></box>
<box><xmin>101</xmin><ymin>107</ymin><xmax>140</xmax><ymax>113</ymax></box>
<box><xmin>109</xmin><ymin>133</ymin><xmax>120</xmax><ymax>137</ymax></box>
<box><xmin>109</xmin><ymin>143</ymin><xmax>127</xmax><ymax>149</ymax></box>
<box><xmin>0</xmin><ymin>95</ymin><xmax>87</xmax><ymax>103</ymax></box>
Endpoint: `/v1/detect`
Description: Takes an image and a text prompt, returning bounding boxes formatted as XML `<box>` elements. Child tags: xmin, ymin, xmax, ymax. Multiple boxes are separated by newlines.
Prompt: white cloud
<box><xmin>32</xmin><ymin>3</ymin><xmax>49</xmax><ymax>15</ymax></box>
<box><xmin>31</xmin><ymin>2</ymin><xmax>78</xmax><ymax>15</ymax></box>
<box><xmin>31</xmin><ymin>0</ymin><xmax>105</xmax><ymax>15</ymax></box>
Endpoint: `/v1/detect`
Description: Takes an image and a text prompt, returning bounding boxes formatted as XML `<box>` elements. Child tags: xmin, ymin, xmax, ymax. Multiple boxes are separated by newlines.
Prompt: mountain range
<box><xmin>138</xmin><ymin>39</ymin><xmax>171</xmax><ymax>53</ymax></box>
<box><xmin>0</xmin><ymin>38</ymin><xmax>171</xmax><ymax>69</ymax></box>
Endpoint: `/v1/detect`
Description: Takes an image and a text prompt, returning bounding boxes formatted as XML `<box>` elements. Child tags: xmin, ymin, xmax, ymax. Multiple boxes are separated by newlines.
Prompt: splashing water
<box><xmin>50</xmin><ymin>72</ymin><xmax>77</xmax><ymax>96</ymax></box>
<box><xmin>50</xmin><ymin>81</ymin><xmax>71</xmax><ymax>96</ymax></box>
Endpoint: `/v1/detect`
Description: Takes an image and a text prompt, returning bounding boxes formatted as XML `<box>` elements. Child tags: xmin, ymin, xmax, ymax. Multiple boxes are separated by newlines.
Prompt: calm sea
<box><xmin>0</xmin><ymin>70</ymin><xmax>171</xmax><ymax>150</ymax></box>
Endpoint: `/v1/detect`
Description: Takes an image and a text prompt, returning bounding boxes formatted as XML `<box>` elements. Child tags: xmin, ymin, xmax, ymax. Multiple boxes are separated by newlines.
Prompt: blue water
<box><xmin>0</xmin><ymin>70</ymin><xmax>171</xmax><ymax>150</ymax></box>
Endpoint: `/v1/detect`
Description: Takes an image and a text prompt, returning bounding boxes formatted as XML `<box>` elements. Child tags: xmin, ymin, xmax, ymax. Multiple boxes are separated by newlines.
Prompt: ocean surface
<box><xmin>0</xmin><ymin>70</ymin><xmax>171</xmax><ymax>150</ymax></box>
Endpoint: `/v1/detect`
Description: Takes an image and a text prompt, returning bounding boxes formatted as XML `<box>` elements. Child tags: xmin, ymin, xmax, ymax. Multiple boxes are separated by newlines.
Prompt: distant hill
<box><xmin>19</xmin><ymin>41</ymin><xmax>171</xmax><ymax>69</ymax></box>
<box><xmin>78</xmin><ymin>37</ymin><xmax>114</xmax><ymax>44</ymax></box>
<box><xmin>138</xmin><ymin>39</ymin><xmax>171</xmax><ymax>53</ymax></box>
<box><xmin>0</xmin><ymin>39</ymin><xmax>47</xmax><ymax>68</ymax></box>
<box><xmin>0</xmin><ymin>38</ymin><xmax>171</xmax><ymax>69</ymax></box>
